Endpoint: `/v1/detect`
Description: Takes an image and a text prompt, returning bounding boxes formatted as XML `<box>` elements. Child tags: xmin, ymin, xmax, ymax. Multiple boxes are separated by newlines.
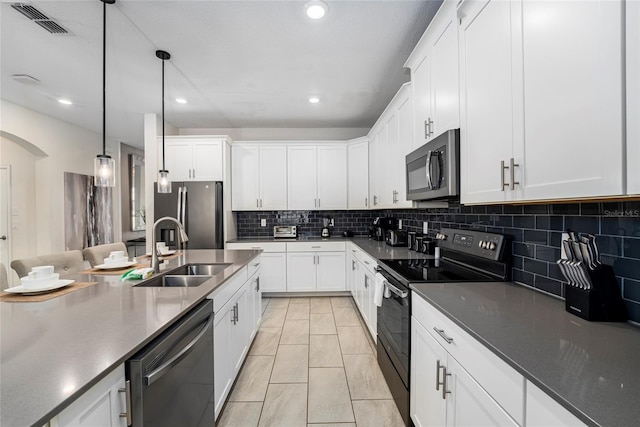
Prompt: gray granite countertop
<box><xmin>227</xmin><ymin>236</ymin><xmax>350</xmax><ymax>242</ymax></box>
<box><xmin>411</xmin><ymin>281</ymin><xmax>640</xmax><ymax>427</ymax></box>
<box><xmin>0</xmin><ymin>249</ymin><xmax>259</xmax><ymax>427</ymax></box>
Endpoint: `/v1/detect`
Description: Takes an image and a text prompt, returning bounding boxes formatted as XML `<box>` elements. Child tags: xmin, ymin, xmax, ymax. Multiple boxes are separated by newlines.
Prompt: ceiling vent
<box><xmin>11</xmin><ymin>3</ymin><xmax>70</xmax><ymax>34</ymax></box>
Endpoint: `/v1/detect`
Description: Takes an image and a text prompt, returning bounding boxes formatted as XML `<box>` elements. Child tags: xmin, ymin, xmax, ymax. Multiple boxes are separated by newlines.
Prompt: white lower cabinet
<box><xmin>227</xmin><ymin>242</ymin><xmax>286</xmax><ymax>292</ymax></box>
<box><xmin>286</xmin><ymin>251</ymin><xmax>346</xmax><ymax>292</ymax></box>
<box><xmin>53</xmin><ymin>365</ymin><xmax>127</xmax><ymax>427</ymax></box>
<box><xmin>349</xmin><ymin>243</ymin><xmax>377</xmax><ymax>340</ymax></box>
<box><xmin>526</xmin><ymin>382</ymin><xmax>586</xmax><ymax>427</ymax></box>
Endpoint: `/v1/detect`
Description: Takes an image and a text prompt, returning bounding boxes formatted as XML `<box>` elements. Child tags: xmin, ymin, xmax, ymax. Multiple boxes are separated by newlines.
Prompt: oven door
<box><xmin>376</xmin><ymin>269</ymin><xmax>411</xmax><ymax>388</ymax></box>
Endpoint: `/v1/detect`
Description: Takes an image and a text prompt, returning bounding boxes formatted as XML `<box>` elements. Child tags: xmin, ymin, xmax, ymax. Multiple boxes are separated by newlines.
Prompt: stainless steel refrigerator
<box><xmin>154</xmin><ymin>181</ymin><xmax>223</xmax><ymax>249</ymax></box>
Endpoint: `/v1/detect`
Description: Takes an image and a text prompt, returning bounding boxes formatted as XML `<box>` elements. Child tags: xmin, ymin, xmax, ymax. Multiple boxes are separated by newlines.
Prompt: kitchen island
<box><xmin>0</xmin><ymin>249</ymin><xmax>260</xmax><ymax>427</ymax></box>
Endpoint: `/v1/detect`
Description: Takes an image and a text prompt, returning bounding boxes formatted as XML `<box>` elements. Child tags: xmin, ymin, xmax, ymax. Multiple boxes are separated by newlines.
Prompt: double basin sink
<box><xmin>135</xmin><ymin>263</ymin><xmax>232</xmax><ymax>287</ymax></box>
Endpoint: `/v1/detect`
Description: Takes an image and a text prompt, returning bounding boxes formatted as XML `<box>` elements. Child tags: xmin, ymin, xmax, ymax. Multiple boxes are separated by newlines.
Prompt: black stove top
<box><xmin>378</xmin><ymin>258</ymin><xmax>496</xmax><ymax>283</ymax></box>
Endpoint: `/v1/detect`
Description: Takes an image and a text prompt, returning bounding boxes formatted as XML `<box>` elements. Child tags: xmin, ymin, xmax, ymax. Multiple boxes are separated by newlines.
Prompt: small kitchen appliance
<box><xmin>273</xmin><ymin>225</ymin><xmax>297</xmax><ymax>239</ymax></box>
<box><xmin>321</xmin><ymin>218</ymin><xmax>331</xmax><ymax>238</ymax></box>
<box><xmin>372</xmin><ymin>217</ymin><xmax>397</xmax><ymax>241</ymax></box>
<box><xmin>385</xmin><ymin>229</ymin><xmax>407</xmax><ymax>247</ymax></box>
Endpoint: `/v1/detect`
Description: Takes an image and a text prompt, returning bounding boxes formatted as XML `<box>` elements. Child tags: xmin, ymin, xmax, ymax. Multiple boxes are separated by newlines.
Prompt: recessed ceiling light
<box><xmin>58</xmin><ymin>98</ymin><xmax>72</xmax><ymax>105</ymax></box>
<box><xmin>176</xmin><ymin>98</ymin><xmax>187</xmax><ymax>104</ymax></box>
<box><xmin>305</xmin><ymin>1</ymin><xmax>328</xmax><ymax>19</ymax></box>
<box><xmin>308</xmin><ymin>96</ymin><xmax>320</xmax><ymax>104</ymax></box>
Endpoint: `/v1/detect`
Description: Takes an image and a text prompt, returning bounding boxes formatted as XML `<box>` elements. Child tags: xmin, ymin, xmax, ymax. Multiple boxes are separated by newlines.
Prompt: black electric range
<box><xmin>375</xmin><ymin>228</ymin><xmax>511</xmax><ymax>427</ymax></box>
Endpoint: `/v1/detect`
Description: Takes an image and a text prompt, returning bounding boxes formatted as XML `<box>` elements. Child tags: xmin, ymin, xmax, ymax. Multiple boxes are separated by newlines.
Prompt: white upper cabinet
<box><xmin>288</xmin><ymin>145</ymin><xmax>347</xmax><ymax>210</ymax></box>
<box><xmin>406</xmin><ymin>0</ymin><xmax>459</xmax><ymax>149</ymax></box>
<box><xmin>628</xmin><ymin>0</ymin><xmax>640</xmax><ymax>195</ymax></box>
<box><xmin>458</xmin><ymin>0</ymin><xmax>625</xmax><ymax>204</ymax></box>
<box><xmin>163</xmin><ymin>136</ymin><xmax>223</xmax><ymax>182</ymax></box>
<box><xmin>347</xmin><ymin>138</ymin><xmax>369</xmax><ymax>209</ymax></box>
<box><xmin>231</xmin><ymin>144</ymin><xmax>287</xmax><ymax>211</ymax></box>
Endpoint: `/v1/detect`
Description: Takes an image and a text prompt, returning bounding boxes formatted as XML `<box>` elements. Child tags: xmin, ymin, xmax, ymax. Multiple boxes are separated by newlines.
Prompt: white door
<box><xmin>192</xmin><ymin>140</ymin><xmax>223</xmax><ymax>181</ymax></box>
<box><xmin>396</xmin><ymin>93</ymin><xmax>413</xmax><ymax>208</ymax></box>
<box><xmin>458</xmin><ymin>0</ymin><xmax>520</xmax><ymax>204</ymax></box>
<box><xmin>317</xmin><ymin>145</ymin><xmax>347</xmax><ymax>210</ymax></box>
<box><xmin>287</xmin><ymin>146</ymin><xmax>317</xmax><ymax>210</ymax></box>
<box><xmin>0</xmin><ymin>166</ymin><xmax>11</xmax><ymax>288</ymax></box>
<box><xmin>316</xmin><ymin>252</ymin><xmax>346</xmax><ymax>291</ymax></box>
<box><xmin>410</xmin><ymin>317</ymin><xmax>447</xmax><ymax>427</ymax></box>
<box><xmin>518</xmin><ymin>0</ymin><xmax>624</xmax><ymax>200</ymax></box>
<box><xmin>377</xmin><ymin>124</ymin><xmax>392</xmax><ymax>208</ymax></box>
<box><xmin>286</xmin><ymin>252</ymin><xmax>316</xmax><ymax>291</ymax></box>
<box><xmin>364</xmin><ymin>272</ymin><xmax>377</xmax><ymax>338</ymax></box>
<box><xmin>260</xmin><ymin>252</ymin><xmax>287</xmax><ymax>292</ymax></box>
<box><xmin>259</xmin><ymin>146</ymin><xmax>288</xmax><ymax>210</ymax></box>
<box><xmin>164</xmin><ymin>141</ymin><xmax>192</xmax><ymax>181</ymax></box>
<box><xmin>385</xmin><ymin>112</ymin><xmax>400</xmax><ymax>207</ymax></box>
<box><xmin>252</xmin><ymin>274</ymin><xmax>262</xmax><ymax>333</ymax></box>
<box><xmin>231</xmin><ymin>145</ymin><xmax>260</xmax><ymax>210</ymax></box>
<box><xmin>355</xmin><ymin>266</ymin><xmax>367</xmax><ymax>324</ymax></box>
<box><xmin>214</xmin><ymin>307</ymin><xmax>233</xmax><ymax>418</ymax></box>
<box><xmin>412</xmin><ymin>54</ymin><xmax>432</xmax><ymax>149</ymax></box>
<box><xmin>230</xmin><ymin>286</ymin><xmax>249</xmax><ymax>373</ymax></box>
<box><xmin>369</xmin><ymin>134</ymin><xmax>381</xmax><ymax>208</ymax></box>
<box><xmin>347</xmin><ymin>141</ymin><xmax>369</xmax><ymax>209</ymax></box>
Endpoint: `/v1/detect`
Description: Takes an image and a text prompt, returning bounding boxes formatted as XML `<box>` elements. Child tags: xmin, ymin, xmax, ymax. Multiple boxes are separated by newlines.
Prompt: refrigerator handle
<box><xmin>177</xmin><ymin>187</ymin><xmax>182</xmax><ymax>222</ymax></box>
<box><xmin>181</xmin><ymin>186</ymin><xmax>187</xmax><ymax>229</ymax></box>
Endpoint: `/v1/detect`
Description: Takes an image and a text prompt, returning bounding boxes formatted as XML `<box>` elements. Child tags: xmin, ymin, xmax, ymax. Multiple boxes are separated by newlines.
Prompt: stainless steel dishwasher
<box><xmin>126</xmin><ymin>299</ymin><xmax>214</xmax><ymax>427</ymax></box>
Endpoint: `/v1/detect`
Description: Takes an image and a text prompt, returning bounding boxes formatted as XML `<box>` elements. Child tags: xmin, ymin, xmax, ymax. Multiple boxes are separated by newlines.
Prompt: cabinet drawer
<box><xmin>287</xmin><ymin>241</ymin><xmax>346</xmax><ymax>252</ymax></box>
<box><xmin>248</xmin><ymin>255</ymin><xmax>262</xmax><ymax>278</ymax></box>
<box><xmin>208</xmin><ymin>267</ymin><xmax>248</xmax><ymax>313</ymax></box>
<box><xmin>227</xmin><ymin>242</ymin><xmax>287</xmax><ymax>252</ymax></box>
<box><xmin>412</xmin><ymin>293</ymin><xmax>524</xmax><ymax>425</ymax></box>
<box><xmin>354</xmin><ymin>251</ymin><xmax>376</xmax><ymax>273</ymax></box>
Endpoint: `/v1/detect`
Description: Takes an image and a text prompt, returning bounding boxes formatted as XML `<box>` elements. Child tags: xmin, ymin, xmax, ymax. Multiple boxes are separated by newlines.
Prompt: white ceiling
<box><xmin>1</xmin><ymin>0</ymin><xmax>442</xmax><ymax>147</ymax></box>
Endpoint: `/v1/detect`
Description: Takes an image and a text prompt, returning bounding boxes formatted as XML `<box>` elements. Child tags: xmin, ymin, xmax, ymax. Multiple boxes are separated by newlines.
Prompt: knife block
<box><xmin>563</xmin><ymin>264</ymin><xmax>627</xmax><ymax>322</ymax></box>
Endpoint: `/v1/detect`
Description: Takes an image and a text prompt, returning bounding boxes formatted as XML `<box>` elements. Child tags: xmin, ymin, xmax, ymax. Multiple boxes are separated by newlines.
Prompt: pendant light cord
<box><xmin>102</xmin><ymin>0</ymin><xmax>107</xmax><ymax>157</ymax></box>
<box><xmin>162</xmin><ymin>57</ymin><xmax>166</xmax><ymax>170</ymax></box>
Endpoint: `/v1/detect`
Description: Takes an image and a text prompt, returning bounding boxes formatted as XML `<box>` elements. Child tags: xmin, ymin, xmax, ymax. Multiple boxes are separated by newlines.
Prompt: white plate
<box><xmin>93</xmin><ymin>261</ymin><xmax>137</xmax><ymax>270</ymax></box>
<box><xmin>144</xmin><ymin>250</ymin><xmax>177</xmax><ymax>256</ymax></box>
<box><xmin>5</xmin><ymin>279</ymin><xmax>75</xmax><ymax>295</ymax></box>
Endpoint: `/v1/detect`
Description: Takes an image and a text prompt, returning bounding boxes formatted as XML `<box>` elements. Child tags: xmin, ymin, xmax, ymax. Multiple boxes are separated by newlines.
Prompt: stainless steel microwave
<box><xmin>406</xmin><ymin>129</ymin><xmax>459</xmax><ymax>201</ymax></box>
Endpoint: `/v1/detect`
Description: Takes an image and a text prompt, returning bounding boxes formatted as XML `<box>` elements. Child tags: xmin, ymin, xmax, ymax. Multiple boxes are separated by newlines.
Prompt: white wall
<box><xmin>0</xmin><ymin>99</ymin><xmax>121</xmax><ymax>257</ymax></box>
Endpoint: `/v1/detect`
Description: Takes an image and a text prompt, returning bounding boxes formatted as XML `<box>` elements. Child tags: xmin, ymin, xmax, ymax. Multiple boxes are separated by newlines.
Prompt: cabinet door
<box><xmin>446</xmin><ymin>357</ymin><xmax>519</xmax><ymax>427</ymax></box>
<box><xmin>287</xmin><ymin>146</ymin><xmax>317</xmax><ymax>210</ymax></box>
<box><xmin>410</xmin><ymin>317</ymin><xmax>447</xmax><ymax>427</ymax></box>
<box><xmin>369</xmin><ymin>134</ymin><xmax>381</xmax><ymax>207</ymax></box>
<box><xmin>628</xmin><ymin>0</ymin><xmax>640</xmax><ymax>195</ymax></box>
<box><xmin>192</xmin><ymin>140</ymin><xmax>223</xmax><ymax>181</ymax></box>
<box><xmin>259</xmin><ymin>146</ymin><xmax>288</xmax><ymax>210</ymax></box>
<box><xmin>231</xmin><ymin>145</ymin><xmax>260</xmax><ymax>210</ymax></box>
<box><xmin>526</xmin><ymin>382</ymin><xmax>586</xmax><ymax>427</ymax></box>
<box><xmin>286</xmin><ymin>252</ymin><xmax>317</xmax><ymax>291</ymax></box>
<box><xmin>458</xmin><ymin>0</ymin><xmax>520</xmax><ymax>204</ymax></box>
<box><xmin>364</xmin><ymin>272</ymin><xmax>377</xmax><ymax>339</ymax></box>
<box><xmin>253</xmin><ymin>274</ymin><xmax>263</xmax><ymax>332</ymax></box>
<box><xmin>55</xmin><ymin>366</ymin><xmax>126</xmax><ymax>427</ymax></box>
<box><xmin>231</xmin><ymin>286</ymin><xmax>249</xmax><ymax>373</ymax></box>
<box><xmin>317</xmin><ymin>252</ymin><xmax>346</xmax><ymax>291</ymax></box>
<box><xmin>347</xmin><ymin>141</ymin><xmax>369</xmax><ymax>209</ymax></box>
<box><xmin>317</xmin><ymin>145</ymin><xmax>347</xmax><ymax>210</ymax></box>
<box><xmin>385</xmin><ymin>113</ymin><xmax>399</xmax><ymax>208</ymax></box>
<box><xmin>165</xmin><ymin>140</ymin><xmax>193</xmax><ymax>182</ymax></box>
<box><xmin>517</xmin><ymin>0</ymin><xmax>624</xmax><ymax>200</ymax></box>
<box><xmin>396</xmin><ymin>93</ymin><xmax>413</xmax><ymax>208</ymax></box>
<box><xmin>260</xmin><ymin>252</ymin><xmax>287</xmax><ymax>292</ymax></box>
<box><xmin>412</xmin><ymin>54</ymin><xmax>432</xmax><ymax>150</ymax></box>
<box><xmin>214</xmin><ymin>306</ymin><xmax>233</xmax><ymax>418</ymax></box>
<box><xmin>376</xmin><ymin>124</ymin><xmax>392</xmax><ymax>208</ymax></box>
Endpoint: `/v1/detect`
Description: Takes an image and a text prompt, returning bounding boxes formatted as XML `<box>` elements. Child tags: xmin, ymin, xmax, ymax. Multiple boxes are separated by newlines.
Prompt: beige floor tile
<box><xmin>259</xmin><ymin>383</ymin><xmax>308</xmax><ymax>427</ymax></box>
<box><xmin>307</xmin><ymin>424</ymin><xmax>355</xmax><ymax>427</ymax></box>
<box><xmin>332</xmin><ymin>306</ymin><xmax>361</xmax><ymax>327</ymax></box>
<box><xmin>229</xmin><ymin>356</ymin><xmax>274</xmax><ymax>402</ymax></box>
<box><xmin>249</xmin><ymin>328</ymin><xmax>282</xmax><ymax>356</ymax></box>
<box><xmin>352</xmin><ymin>400</ymin><xmax>404</xmax><ymax>427</ymax></box>
<box><xmin>309</xmin><ymin>313</ymin><xmax>337</xmax><ymax>335</ymax></box>
<box><xmin>217</xmin><ymin>402</ymin><xmax>263</xmax><ymax>427</ymax></box>
<box><xmin>330</xmin><ymin>297</ymin><xmax>353</xmax><ymax>308</ymax></box>
<box><xmin>310</xmin><ymin>297</ymin><xmax>333</xmax><ymax>314</ymax></box>
<box><xmin>337</xmin><ymin>327</ymin><xmax>373</xmax><ymax>355</ymax></box>
<box><xmin>343</xmin><ymin>354</ymin><xmax>392</xmax><ymax>399</ymax></box>
<box><xmin>307</xmin><ymin>368</ymin><xmax>355</xmax><ymax>424</ymax></box>
<box><xmin>268</xmin><ymin>298</ymin><xmax>290</xmax><ymax>309</ymax></box>
<box><xmin>261</xmin><ymin>308</ymin><xmax>287</xmax><ymax>328</ymax></box>
<box><xmin>261</xmin><ymin>298</ymin><xmax>270</xmax><ymax>313</ymax></box>
<box><xmin>289</xmin><ymin>297</ymin><xmax>311</xmax><ymax>305</ymax></box>
<box><xmin>309</xmin><ymin>335</ymin><xmax>343</xmax><ymax>367</ymax></box>
<box><xmin>280</xmin><ymin>319</ymin><xmax>310</xmax><ymax>345</ymax></box>
<box><xmin>270</xmin><ymin>345</ymin><xmax>309</xmax><ymax>383</ymax></box>
<box><xmin>286</xmin><ymin>302</ymin><xmax>310</xmax><ymax>320</ymax></box>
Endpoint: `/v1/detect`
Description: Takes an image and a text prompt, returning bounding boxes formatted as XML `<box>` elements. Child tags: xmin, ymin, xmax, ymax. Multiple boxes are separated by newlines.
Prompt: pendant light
<box><xmin>94</xmin><ymin>0</ymin><xmax>116</xmax><ymax>187</ymax></box>
<box><xmin>156</xmin><ymin>49</ymin><xmax>171</xmax><ymax>193</ymax></box>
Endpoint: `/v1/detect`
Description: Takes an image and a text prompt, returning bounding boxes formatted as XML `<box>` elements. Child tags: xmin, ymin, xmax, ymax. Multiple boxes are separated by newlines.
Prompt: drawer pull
<box><xmin>253</xmin><ymin>262</ymin><xmax>261</xmax><ymax>267</ymax></box>
<box><xmin>433</xmin><ymin>327</ymin><xmax>454</xmax><ymax>344</ymax></box>
<box><xmin>311</xmin><ymin>246</ymin><xmax>321</xmax><ymax>248</ymax></box>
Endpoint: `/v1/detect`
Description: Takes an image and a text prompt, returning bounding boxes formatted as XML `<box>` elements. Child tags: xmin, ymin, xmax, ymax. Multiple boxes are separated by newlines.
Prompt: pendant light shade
<box><xmin>156</xmin><ymin>49</ymin><xmax>172</xmax><ymax>193</ymax></box>
<box><xmin>94</xmin><ymin>0</ymin><xmax>116</xmax><ymax>187</ymax></box>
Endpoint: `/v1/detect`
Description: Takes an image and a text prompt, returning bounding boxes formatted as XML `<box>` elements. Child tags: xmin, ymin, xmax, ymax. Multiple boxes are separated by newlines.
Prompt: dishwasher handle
<box><xmin>144</xmin><ymin>313</ymin><xmax>214</xmax><ymax>386</ymax></box>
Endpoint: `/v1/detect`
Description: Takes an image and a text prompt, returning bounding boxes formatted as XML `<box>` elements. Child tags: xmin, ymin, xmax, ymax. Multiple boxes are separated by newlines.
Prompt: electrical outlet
<box><xmin>423</xmin><ymin>221</ymin><xmax>429</xmax><ymax>234</ymax></box>
<box><xmin>560</xmin><ymin>232</ymin><xmax>570</xmax><ymax>259</ymax></box>
<box><xmin>329</xmin><ymin>218</ymin><xmax>334</xmax><ymax>227</ymax></box>
<box><xmin>260</xmin><ymin>219</ymin><xmax>267</xmax><ymax>227</ymax></box>
<box><xmin>398</xmin><ymin>220</ymin><xmax>402</xmax><ymax>229</ymax></box>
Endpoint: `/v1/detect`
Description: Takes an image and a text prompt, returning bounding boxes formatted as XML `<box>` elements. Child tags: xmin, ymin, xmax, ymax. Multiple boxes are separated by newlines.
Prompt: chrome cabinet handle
<box><xmin>365</xmin><ymin>197</ymin><xmax>368</xmax><ymax>207</ymax></box>
<box><xmin>236</xmin><ymin>302</ymin><xmax>239</xmax><ymax>322</ymax></box>
<box><xmin>364</xmin><ymin>260</ymin><xmax>370</xmax><ymax>265</ymax></box>
<box><xmin>373</xmin><ymin>195</ymin><xmax>378</xmax><ymax>206</ymax></box>
<box><xmin>352</xmin><ymin>260</ymin><xmax>356</xmax><ymax>271</ymax></box>
<box><xmin>192</xmin><ymin>168</ymin><xmax>195</xmax><ymax>178</ymax></box>
<box><xmin>257</xmin><ymin>199</ymin><xmax>260</xmax><ymax>208</ymax></box>
<box><xmin>260</xmin><ymin>199</ymin><xmax>263</xmax><ymax>208</ymax></box>
<box><xmin>314</xmin><ymin>198</ymin><xmax>317</xmax><ymax>208</ymax></box>
<box><xmin>442</xmin><ymin>366</ymin><xmax>451</xmax><ymax>400</ymax></box>
<box><xmin>428</xmin><ymin>118</ymin><xmax>434</xmax><ymax>137</ymax></box>
<box><xmin>436</xmin><ymin>360</ymin><xmax>444</xmax><ymax>391</ymax></box>
<box><xmin>256</xmin><ymin>277</ymin><xmax>260</xmax><ymax>291</ymax></box>
<box><xmin>253</xmin><ymin>262</ymin><xmax>261</xmax><ymax>267</ymax></box>
<box><xmin>510</xmin><ymin>158</ymin><xmax>520</xmax><ymax>190</ymax></box>
<box><xmin>188</xmin><ymin>169</ymin><xmax>191</xmax><ymax>179</ymax></box>
<box><xmin>424</xmin><ymin>120</ymin><xmax>429</xmax><ymax>139</ymax></box>
<box><xmin>364</xmin><ymin>275</ymin><xmax>369</xmax><ymax>289</ymax></box>
<box><xmin>118</xmin><ymin>380</ymin><xmax>132</xmax><ymax>426</ymax></box>
<box><xmin>312</xmin><ymin>245</ymin><xmax>321</xmax><ymax>248</ymax></box>
<box><xmin>318</xmin><ymin>198</ymin><xmax>321</xmax><ymax>208</ymax></box>
<box><xmin>433</xmin><ymin>327</ymin><xmax>454</xmax><ymax>344</ymax></box>
<box><xmin>501</xmin><ymin>160</ymin><xmax>509</xmax><ymax>191</ymax></box>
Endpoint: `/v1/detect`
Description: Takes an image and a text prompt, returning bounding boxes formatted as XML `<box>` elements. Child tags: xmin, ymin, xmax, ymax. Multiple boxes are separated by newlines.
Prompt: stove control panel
<box><xmin>437</xmin><ymin>228</ymin><xmax>508</xmax><ymax>261</ymax></box>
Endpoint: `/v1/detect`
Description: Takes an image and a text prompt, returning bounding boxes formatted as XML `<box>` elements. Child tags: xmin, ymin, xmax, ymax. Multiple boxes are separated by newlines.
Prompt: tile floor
<box><xmin>217</xmin><ymin>296</ymin><xmax>405</xmax><ymax>427</ymax></box>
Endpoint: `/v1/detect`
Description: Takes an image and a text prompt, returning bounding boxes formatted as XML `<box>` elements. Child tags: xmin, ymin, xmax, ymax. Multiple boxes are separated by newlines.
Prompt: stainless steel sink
<box><xmin>135</xmin><ymin>275</ymin><xmax>212</xmax><ymax>288</ymax></box>
<box><xmin>167</xmin><ymin>263</ymin><xmax>232</xmax><ymax>276</ymax></box>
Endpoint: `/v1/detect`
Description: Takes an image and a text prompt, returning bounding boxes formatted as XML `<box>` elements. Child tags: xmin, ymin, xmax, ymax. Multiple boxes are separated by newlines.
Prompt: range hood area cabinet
<box><xmin>231</xmin><ymin>144</ymin><xmax>287</xmax><ymax>211</ymax></box>
<box><xmin>162</xmin><ymin>136</ymin><xmax>224</xmax><ymax>182</ymax></box>
<box><xmin>458</xmin><ymin>0</ymin><xmax>626</xmax><ymax>204</ymax></box>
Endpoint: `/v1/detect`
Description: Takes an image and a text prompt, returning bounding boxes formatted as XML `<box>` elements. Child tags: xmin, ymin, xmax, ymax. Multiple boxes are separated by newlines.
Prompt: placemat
<box><xmin>80</xmin><ymin>262</ymin><xmax>150</xmax><ymax>275</ymax></box>
<box><xmin>0</xmin><ymin>281</ymin><xmax>99</xmax><ymax>303</ymax></box>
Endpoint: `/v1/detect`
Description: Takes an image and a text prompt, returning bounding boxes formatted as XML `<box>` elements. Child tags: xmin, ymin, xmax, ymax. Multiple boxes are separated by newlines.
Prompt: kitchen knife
<box><xmin>558</xmin><ymin>259</ymin><xmax>578</xmax><ymax>288</ymax></box>
<box><xmin>571</xmin><ymin>241</ymin><xmax>584</xmax><ymax>262</ymax></box>
<box><xmin>584</xmin><ymin>234</ymin><xmax>602</xmax><ymax>267</ymax></box>
<box><xmin>578</xmin><ymin>242</ymin><xmax>595</xmax><ymax>270</ymax></box>
<box><xmin>571</xmin><ymin>261</ymin><xmax>590</xmax><ymax>290</ymax></box>
<box><xmin>576</xmin><ymin>261</ymin><xmax>594</xmax><ymax>290</ymax></box>
<box><xmin>562</xmin><ymin>239</ymin><xmax>575</xmax><ymax>261</ymax></box>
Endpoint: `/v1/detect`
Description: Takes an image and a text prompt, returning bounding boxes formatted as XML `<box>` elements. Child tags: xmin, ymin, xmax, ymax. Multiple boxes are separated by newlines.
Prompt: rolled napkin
<box><xmin>374</xmin><ymin>272</ymin><xmax>386</xmax><ymax>307</ymax></box>
<box><xmin>121</xmin><ymin>268</ymin><xmax>155</xmax><ymax>281</ymax></box>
